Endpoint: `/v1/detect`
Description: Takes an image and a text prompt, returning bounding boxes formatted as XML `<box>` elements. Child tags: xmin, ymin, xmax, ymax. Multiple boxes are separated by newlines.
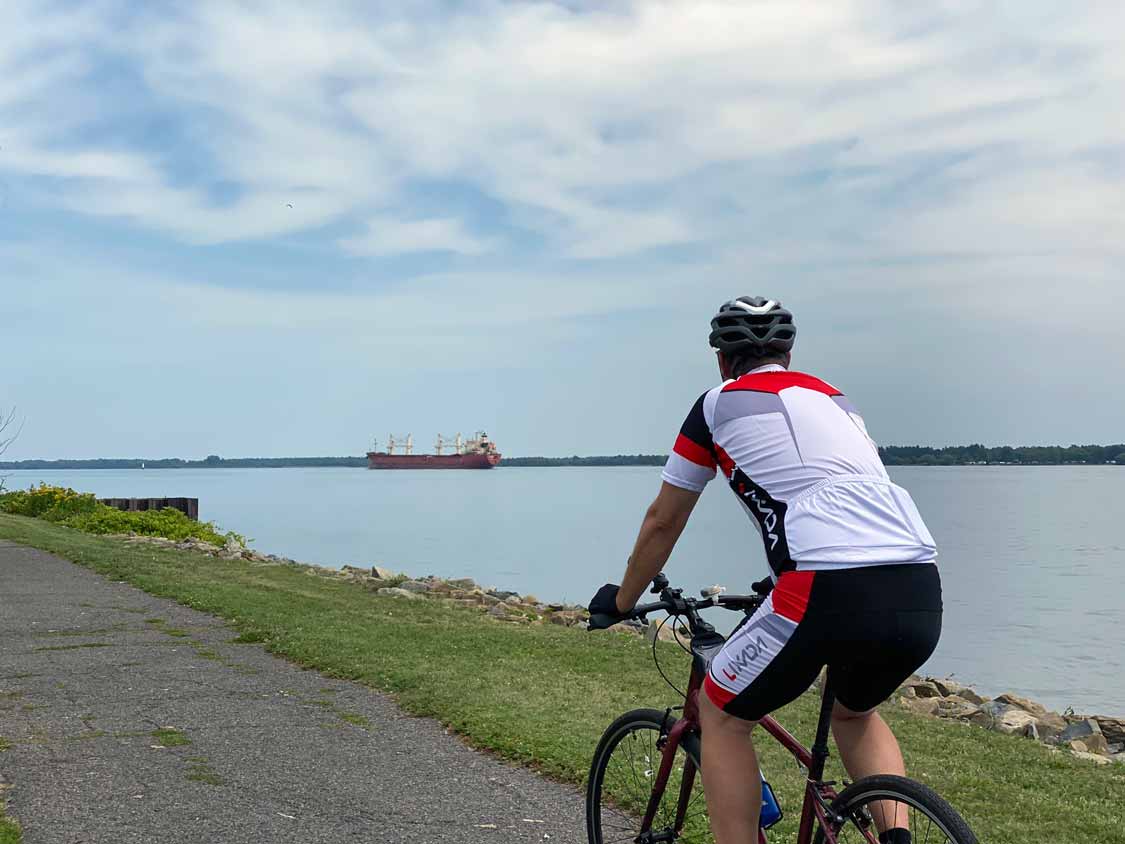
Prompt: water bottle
<box><xmin>760</xmin><ymin>772</ymin><xmax>782</xmax><ymax>829</ymax></box>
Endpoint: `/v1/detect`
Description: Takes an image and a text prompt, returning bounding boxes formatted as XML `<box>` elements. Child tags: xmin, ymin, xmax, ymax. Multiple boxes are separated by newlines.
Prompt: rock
<box><xmin>1069</xmin><ymin>739</ymin><xmax>1089</xmax><ymax>753</ymax></box>
<box><xmin>1083</xmin><ymin>733</ymin><xmax>1110</xmax><ymax>755</ymax></box>
<box><xmin>933</xmin><ymin>696</ymin><xmax>979</xmax><ymax>720</ymax></box>
<box><xmin>901</xmin><ymin>696</ymin><xmax>941</xmax><ymax>717</ymax></box>
<box><xmin>376</xmin><ymin>587</ymin><xmax>424</xmax><ymax>601</ymax></box>
<box><xmin>362</xmin><ymin>578</ymin><xmax>389</xmax><ymax>591</ymax></box>
<box><xmin>447</xmin><ymin>578</ymin><xmax>476</xmax><ymax>590</ymax></box>
<box><xmin>548</xmin><ymin>610</ymin><xmax>584</xmax><ymax>627</ymax></box>
<box><xmin>398</xmin><ymin>580</ymin><xmax>432</xmax><ymax>593</ymax></box>
<box><xmin>930</xmin><ymin>678</ymin><xmax>983</xmax><ymax>703</ymax></box>
<box><xmin>521</xmin><ymin>594</ymin><xmax>540</xmax><ymax>605</ymax></box>
<box><xmin>1059</xmin><ymin>719</ymin><xmax>1104</xmax><ymax>746</ymax></box>
<box><xmin>1094</xmin><ymin>717</ymin><xmax>1125</xmax><ymax>746</ymax></box>
<box><xmin>1033</xmin><ymin>712</ymin><xmax>1068</xmax><ymax>743</ymax></box>
<box><xmin>971</xmin><ymin>700</ymin><xmax>1013</xmax><ymax>725</ymax></box>
<box><xmin>969</xmin><ymin>701</ymin><xmax>1038</xmax><ymax>734</ymax></box>
<box><xmin>487</xmin><ymin>589</ymin><xmax>519</xmax><ymax>601</ymax></box>
<box><xmin>341</xmin><ymin>565</ymin><xmax>368</xmax><ymax>576</ymax></box>
<box><xmin>994</xmin><ymin>693</ymin><xmax>1048</xmax><ymax>718</ymax></box>
<box><xmin>899</xmin><ymin>686</ymin><xmax>917</xmax><ymax>699</ymax></box>
<box><xmin>995</xmin><ymin>709</ymin><xmax>1039</xmax><ymax>736</ymax></box>
<box><xmin>1024</xmin><ymin>721</ymin><xmax>1040</xmax><ymax>741</ymax></box>
<box><xmin>371</xmin><ymin>565</ymin><xmax>395</xmax><ymax>580</ymax></box>
<box><xmin>487</xmin><ymin>604</ymin><xmax>512</xmax><ymax>619</ymax></box>
<box><xmin>1073</xmin><ymin>751</ymin><xmax>1111</xmax><ymax>766</ymax></box>
<box><xmin>904</xmin><ymin>679</ymin><xmax>943</xmax><ymax>699</ymax></box>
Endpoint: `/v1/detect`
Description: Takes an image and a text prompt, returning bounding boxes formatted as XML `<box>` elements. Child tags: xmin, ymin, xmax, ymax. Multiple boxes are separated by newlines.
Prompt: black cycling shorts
<box><xmin>703</xmin><ymin>563</ymin><xmax>942</xmax><ymax>721</ymax></box>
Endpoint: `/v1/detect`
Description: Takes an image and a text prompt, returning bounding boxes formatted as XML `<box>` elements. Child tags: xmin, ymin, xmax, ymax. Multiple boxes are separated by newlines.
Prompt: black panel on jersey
<box><xmin>729</xmin><ymin>467</ymin><xmax>792</xmax><ymax>576</ymax></box>
<box><xmin>679</xmin><ymin>392</ymin><xmax>717</xmax><ymax>456</ymax></box>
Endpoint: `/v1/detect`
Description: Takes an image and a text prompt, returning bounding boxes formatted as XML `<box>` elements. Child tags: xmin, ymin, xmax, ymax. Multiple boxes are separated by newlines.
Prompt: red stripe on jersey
<box><xmin>722</xmin><ymin>371</ymin><xmax>841</xmax><ymax>396</ymax></box>
<box><xmin>703</xmin><ymin>672</ymin><xmax>737</xmax><ymax>710</ymax></box>
<box><xmin>772</xmin><ymin>571</ymin><xmax>815</xmax><ymax>623</ymax></box>
<box><xmin>673</xmin><ymin>434</ymin><xmax>716</xmax><ymax>469</ymax></box>
<box><xmin>714</xmin><ymin>444</ymin><xmax>735</xmax><ymax>479</ymax></box>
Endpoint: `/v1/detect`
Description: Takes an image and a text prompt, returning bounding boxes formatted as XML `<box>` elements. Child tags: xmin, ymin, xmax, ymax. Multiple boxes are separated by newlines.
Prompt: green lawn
<box><xmin>1</xmin><ymin>513</ymin><xmax>1122</xmax><ymax>842</ymax></box>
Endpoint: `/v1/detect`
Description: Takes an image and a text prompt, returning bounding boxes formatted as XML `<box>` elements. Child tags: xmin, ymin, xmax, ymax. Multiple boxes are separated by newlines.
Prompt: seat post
<box><xmin>808</xmin><ymin>671</ymin><xmax>835</xmax><ymax>781</ymax></box>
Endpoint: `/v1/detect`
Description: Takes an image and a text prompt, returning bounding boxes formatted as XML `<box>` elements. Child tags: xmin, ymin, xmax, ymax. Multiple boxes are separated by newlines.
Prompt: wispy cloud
<box><xmin>3</xmin><ymin>0</ymin><xmax>1120</xmax><ymax>260</ymax></box>
<box><xmin>339</xmin><ymin>216</ymin><xmax>495</xmax><ymax>256</ymax></box>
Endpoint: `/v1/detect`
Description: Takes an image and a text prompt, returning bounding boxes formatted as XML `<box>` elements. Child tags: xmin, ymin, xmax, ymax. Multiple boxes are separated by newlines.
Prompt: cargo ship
<box><xmin>366</xmin><ymin>432</ymin><xmax>501</xmax><ymax>470</ymax></box>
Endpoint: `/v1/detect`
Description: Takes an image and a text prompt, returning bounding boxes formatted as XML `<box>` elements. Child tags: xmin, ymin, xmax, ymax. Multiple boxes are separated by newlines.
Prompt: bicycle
<box><xmin>586</xmin><ymin>573</ymin><xmax>977</xmax><ymax>844</ymax></box>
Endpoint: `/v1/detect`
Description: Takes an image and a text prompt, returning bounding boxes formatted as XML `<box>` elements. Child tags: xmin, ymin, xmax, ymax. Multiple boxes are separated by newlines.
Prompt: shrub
<box><xmin>0</xmin><ymin>484</ymin><xmax>241</xmax><ymax>547</ymax></box>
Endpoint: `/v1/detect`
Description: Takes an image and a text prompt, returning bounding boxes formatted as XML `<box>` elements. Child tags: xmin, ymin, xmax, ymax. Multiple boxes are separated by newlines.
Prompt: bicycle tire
<box><xmin>813</xmin><ymin>774</ymin><xmax>977</xmax><ymax>844</ymax></box>
<box><xmin>586</xmin><ymin>708</ymin><xmax>708</xmax><ymax>844</ymax></box>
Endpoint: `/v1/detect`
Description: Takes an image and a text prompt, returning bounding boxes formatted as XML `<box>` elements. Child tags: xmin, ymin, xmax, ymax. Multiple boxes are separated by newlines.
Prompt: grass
<box><xmin>338</xmin><ymin>712</ymin><xmax>371</xmax><ymax>730</ymax></box>
<box><xmin>0</xmin><ymin>806</ymin><xmax>20</xmax><ymax>844</ymax></box>
<box><xmin>184</xmin><ymin>759</ymin><xmax>224</xmax><ymax>786</ymax></box>
<box><xmin>151</xmin><ymin>728</ymin><xmax>191</xmax><ymax>748</ymax></box>
<box><xmin>1</xmin><ymin>512</ymin><xmax>1122</xmax><ymax>843</ymax></box>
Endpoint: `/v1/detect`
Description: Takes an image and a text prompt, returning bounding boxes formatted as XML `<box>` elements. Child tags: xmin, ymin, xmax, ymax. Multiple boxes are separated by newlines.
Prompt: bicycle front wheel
<box><xmin>814</xmin><ymin>774</ymin><xmax>977</xmax><ymax>844</ymax></box>
<box><xmin>586</xmin><ymin>708</ymin><xmax>710</xmax><ymax>844</ymax></box>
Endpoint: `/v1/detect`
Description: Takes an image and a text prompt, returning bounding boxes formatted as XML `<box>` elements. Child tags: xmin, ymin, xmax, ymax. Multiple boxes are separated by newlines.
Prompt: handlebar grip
<box><xmin>751</xmin><ymin>577</ymin><xmax>774</xmax><ymax>597</ymax></box>
<box><xmin>587</xmin><ymin>613</ymin><xmax>620</xmax><ymax>631</ymax></box>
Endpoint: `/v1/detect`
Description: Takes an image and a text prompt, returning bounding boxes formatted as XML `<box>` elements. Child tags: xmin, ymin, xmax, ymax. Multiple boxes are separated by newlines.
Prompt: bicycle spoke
<box><xmin>593</xmin><ymin>717</ymin><xmax>709</xmax><ymax>844</ymax></box>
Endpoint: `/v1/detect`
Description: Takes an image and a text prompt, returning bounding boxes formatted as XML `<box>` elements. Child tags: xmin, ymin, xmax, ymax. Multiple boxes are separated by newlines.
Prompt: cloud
<box><xmin>0</xmin><ymin>0</ymin><xmax>1119</xmax><ymax>264</ymax></box>
<box><xmin>339</xmin><ymin>215</ymin><xmax>495</xmax><ymax>256</ymax></box>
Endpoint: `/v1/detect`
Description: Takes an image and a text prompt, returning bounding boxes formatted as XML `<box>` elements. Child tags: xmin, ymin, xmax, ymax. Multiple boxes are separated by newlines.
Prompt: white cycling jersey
<box><xmin>662</xmin><ymin>364</ymin><xmax>936</xmax><ymax>576</ymax></box>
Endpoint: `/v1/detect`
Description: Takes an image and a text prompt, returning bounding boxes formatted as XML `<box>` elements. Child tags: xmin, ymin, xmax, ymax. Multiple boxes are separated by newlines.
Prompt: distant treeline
<box><xmin>0</xmin><ymin>455</ymin><xmax>368</xmax><ymax>470</ymax></box>
<box><xmin>879</xmin><ymin>444</ymin><xmax>1125</xmax><ymax>466</ymax></box>
<box><xmin>1</xmin><ymin>445</ymin><xmax>1122</xmax><ymax>470</ymax></box>
<box><xmin>502</xmin><ymin>455</ymin><xmax>667</xmax><ymax>467</ymax></box>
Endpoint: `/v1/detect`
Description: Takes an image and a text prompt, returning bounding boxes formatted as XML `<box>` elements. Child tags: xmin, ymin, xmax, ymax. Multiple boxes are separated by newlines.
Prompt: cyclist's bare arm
<box><xmin>616</xmin><ymin>482</ymin><xmax>701</xmax><ymax>612</ymax></box>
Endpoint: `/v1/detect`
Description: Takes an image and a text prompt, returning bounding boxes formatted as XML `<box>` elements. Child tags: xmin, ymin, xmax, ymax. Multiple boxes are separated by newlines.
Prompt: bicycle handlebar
<box><xmin>587</xmin><ymin>590</ymin><xmax>766</xmax><ymax>632</ymax></box>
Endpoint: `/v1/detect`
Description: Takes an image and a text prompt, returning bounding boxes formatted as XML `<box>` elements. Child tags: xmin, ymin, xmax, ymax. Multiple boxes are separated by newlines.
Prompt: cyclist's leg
<box><xmin>830</xmin><ymin>703</ymin><xmax>910</xmax><ymax>840</ymax></box>
<box><xmin>828</xmin><ymin>577</ymin><xmax>942</xmax><ymax>842</ymax></box>
<box><xmin>701</xmin><ymin>571</ymin><xmax>824</xmax><ymax>843</ymax></box>
<box><xmin>698</xmin><ymin>693</ymin><xmax>761</xmax><ymax>843</ymax></box>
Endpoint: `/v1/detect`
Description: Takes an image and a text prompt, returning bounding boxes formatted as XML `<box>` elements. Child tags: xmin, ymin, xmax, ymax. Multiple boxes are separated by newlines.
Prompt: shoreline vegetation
<box><xmin>0</xmin><ymin>514</ymin><xmax>1122</xmax><ymax>843</ymax></box>
<box><xmin>1</xmin><ymin>443</ymin><xmax>1123</xmax><ymax>470</ymax></box>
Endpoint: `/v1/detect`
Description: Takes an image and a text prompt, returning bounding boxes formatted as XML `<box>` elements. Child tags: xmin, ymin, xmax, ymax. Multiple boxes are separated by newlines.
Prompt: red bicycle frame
<box><xmin>639</xmin><ymin>662</ymin><xmax>871</xmax><ymax>844</ymax></box>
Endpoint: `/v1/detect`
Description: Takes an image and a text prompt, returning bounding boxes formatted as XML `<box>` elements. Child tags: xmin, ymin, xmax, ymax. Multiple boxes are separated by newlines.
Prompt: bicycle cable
<box><xmin>652</xmin><ymin>614</ymin><xmax>687</xmax><ymax>699</ymax></box>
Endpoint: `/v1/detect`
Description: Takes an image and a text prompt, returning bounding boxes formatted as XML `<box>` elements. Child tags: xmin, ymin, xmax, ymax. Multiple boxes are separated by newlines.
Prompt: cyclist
<box><xmin>589</xmin><ymin>297</ymin><xmax>942</xmax><ymax>844</ymax></box>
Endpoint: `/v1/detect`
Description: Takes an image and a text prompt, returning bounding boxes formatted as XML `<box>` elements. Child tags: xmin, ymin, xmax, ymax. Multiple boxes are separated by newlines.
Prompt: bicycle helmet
<box><xmin>708</xmin><ymin>296</ymin><xmax>796</xmax><ymax>355</ymax></box>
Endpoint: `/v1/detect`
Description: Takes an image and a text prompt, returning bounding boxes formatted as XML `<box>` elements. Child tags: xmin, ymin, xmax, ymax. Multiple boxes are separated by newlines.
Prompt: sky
<box><xmin>1</xmin><ymin>0</ymin><xmax>1123</xmax><ymax>460</ymax></box>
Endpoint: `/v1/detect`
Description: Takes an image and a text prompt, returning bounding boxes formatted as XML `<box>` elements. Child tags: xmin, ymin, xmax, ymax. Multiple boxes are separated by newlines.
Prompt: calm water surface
<box><xmin>7</xmin><ymin>466</ymin><xmax>1123</xmax><ymax>714</ymax></box>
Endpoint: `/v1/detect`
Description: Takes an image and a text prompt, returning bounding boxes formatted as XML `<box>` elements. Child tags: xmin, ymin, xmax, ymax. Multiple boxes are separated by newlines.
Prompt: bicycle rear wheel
<box><xmin>814</xmin><ymin>774</ymin><xmax>976</xmax><ymax>844</ymax></box>
<box><xmin>586</xmin><ymin>708</ymin><xmax>709</xmax><ymax>844</ymax></box>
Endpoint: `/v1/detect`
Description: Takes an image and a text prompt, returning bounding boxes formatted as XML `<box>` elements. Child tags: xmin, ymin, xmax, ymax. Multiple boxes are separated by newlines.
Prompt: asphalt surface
<box><xmin>0</xmin><ymin>542</ymin><xmax>587</xmax><ymax>843</ymax></box>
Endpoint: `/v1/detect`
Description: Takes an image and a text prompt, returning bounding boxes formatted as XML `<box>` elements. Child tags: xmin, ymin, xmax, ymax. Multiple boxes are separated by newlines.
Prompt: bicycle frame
<box><xmin>640</xmin><ymin>656</ymin><xmax>866</xmax><ymax>844</ymax></box>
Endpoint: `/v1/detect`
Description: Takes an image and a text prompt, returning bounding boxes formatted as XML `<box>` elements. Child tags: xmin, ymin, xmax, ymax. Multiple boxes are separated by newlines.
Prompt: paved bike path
<box><xmin>0</xmin><ymin>542</ymin><xmax>586</xmax><ymax>843</ymax></box>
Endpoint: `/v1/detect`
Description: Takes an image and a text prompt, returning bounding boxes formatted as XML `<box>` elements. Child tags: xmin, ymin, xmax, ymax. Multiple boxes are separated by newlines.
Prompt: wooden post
<box><xmin>98</xmin><ymin>498</ymin><xmax>199</xmax><ymax>520</ymax></box>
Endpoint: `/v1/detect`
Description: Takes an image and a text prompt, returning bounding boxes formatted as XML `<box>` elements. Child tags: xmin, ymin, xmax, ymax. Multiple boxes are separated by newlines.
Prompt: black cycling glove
<box><xmin>588</xmin><ymin>583</ymin><xmax>625</xmax><ymax>619</ymax></box>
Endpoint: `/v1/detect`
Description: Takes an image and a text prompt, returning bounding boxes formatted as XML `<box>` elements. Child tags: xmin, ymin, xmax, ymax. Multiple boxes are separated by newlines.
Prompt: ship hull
<box><xmin>366</xmin><ymin>452</ymin><xmax>501</xmax><ymax>469</ymax></box>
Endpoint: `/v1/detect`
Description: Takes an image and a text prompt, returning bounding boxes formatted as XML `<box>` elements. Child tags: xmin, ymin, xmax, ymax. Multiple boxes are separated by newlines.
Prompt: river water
<box><xmin>4</xmin><ymin>466</ymin><xmax>1122</xmax><ymax>715</ymax></box>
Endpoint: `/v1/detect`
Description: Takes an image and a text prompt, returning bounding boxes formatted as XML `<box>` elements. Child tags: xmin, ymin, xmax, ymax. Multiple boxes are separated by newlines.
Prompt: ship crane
<box><xmin>434</xmin><ymin>434</ymin><xmax>462</xmax><ymax>456</ymax></box>
<box><xmin>385</xmin><ymin>434</ymin><xmax>414</xmax><ymax>456</ymax></box>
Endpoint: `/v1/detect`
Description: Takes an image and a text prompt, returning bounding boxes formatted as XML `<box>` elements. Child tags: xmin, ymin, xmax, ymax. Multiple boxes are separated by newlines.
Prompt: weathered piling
<box><xmin>98</xmin><ymin>497</ymin><xmax>198</xmax><ymax>520</ymax></box>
